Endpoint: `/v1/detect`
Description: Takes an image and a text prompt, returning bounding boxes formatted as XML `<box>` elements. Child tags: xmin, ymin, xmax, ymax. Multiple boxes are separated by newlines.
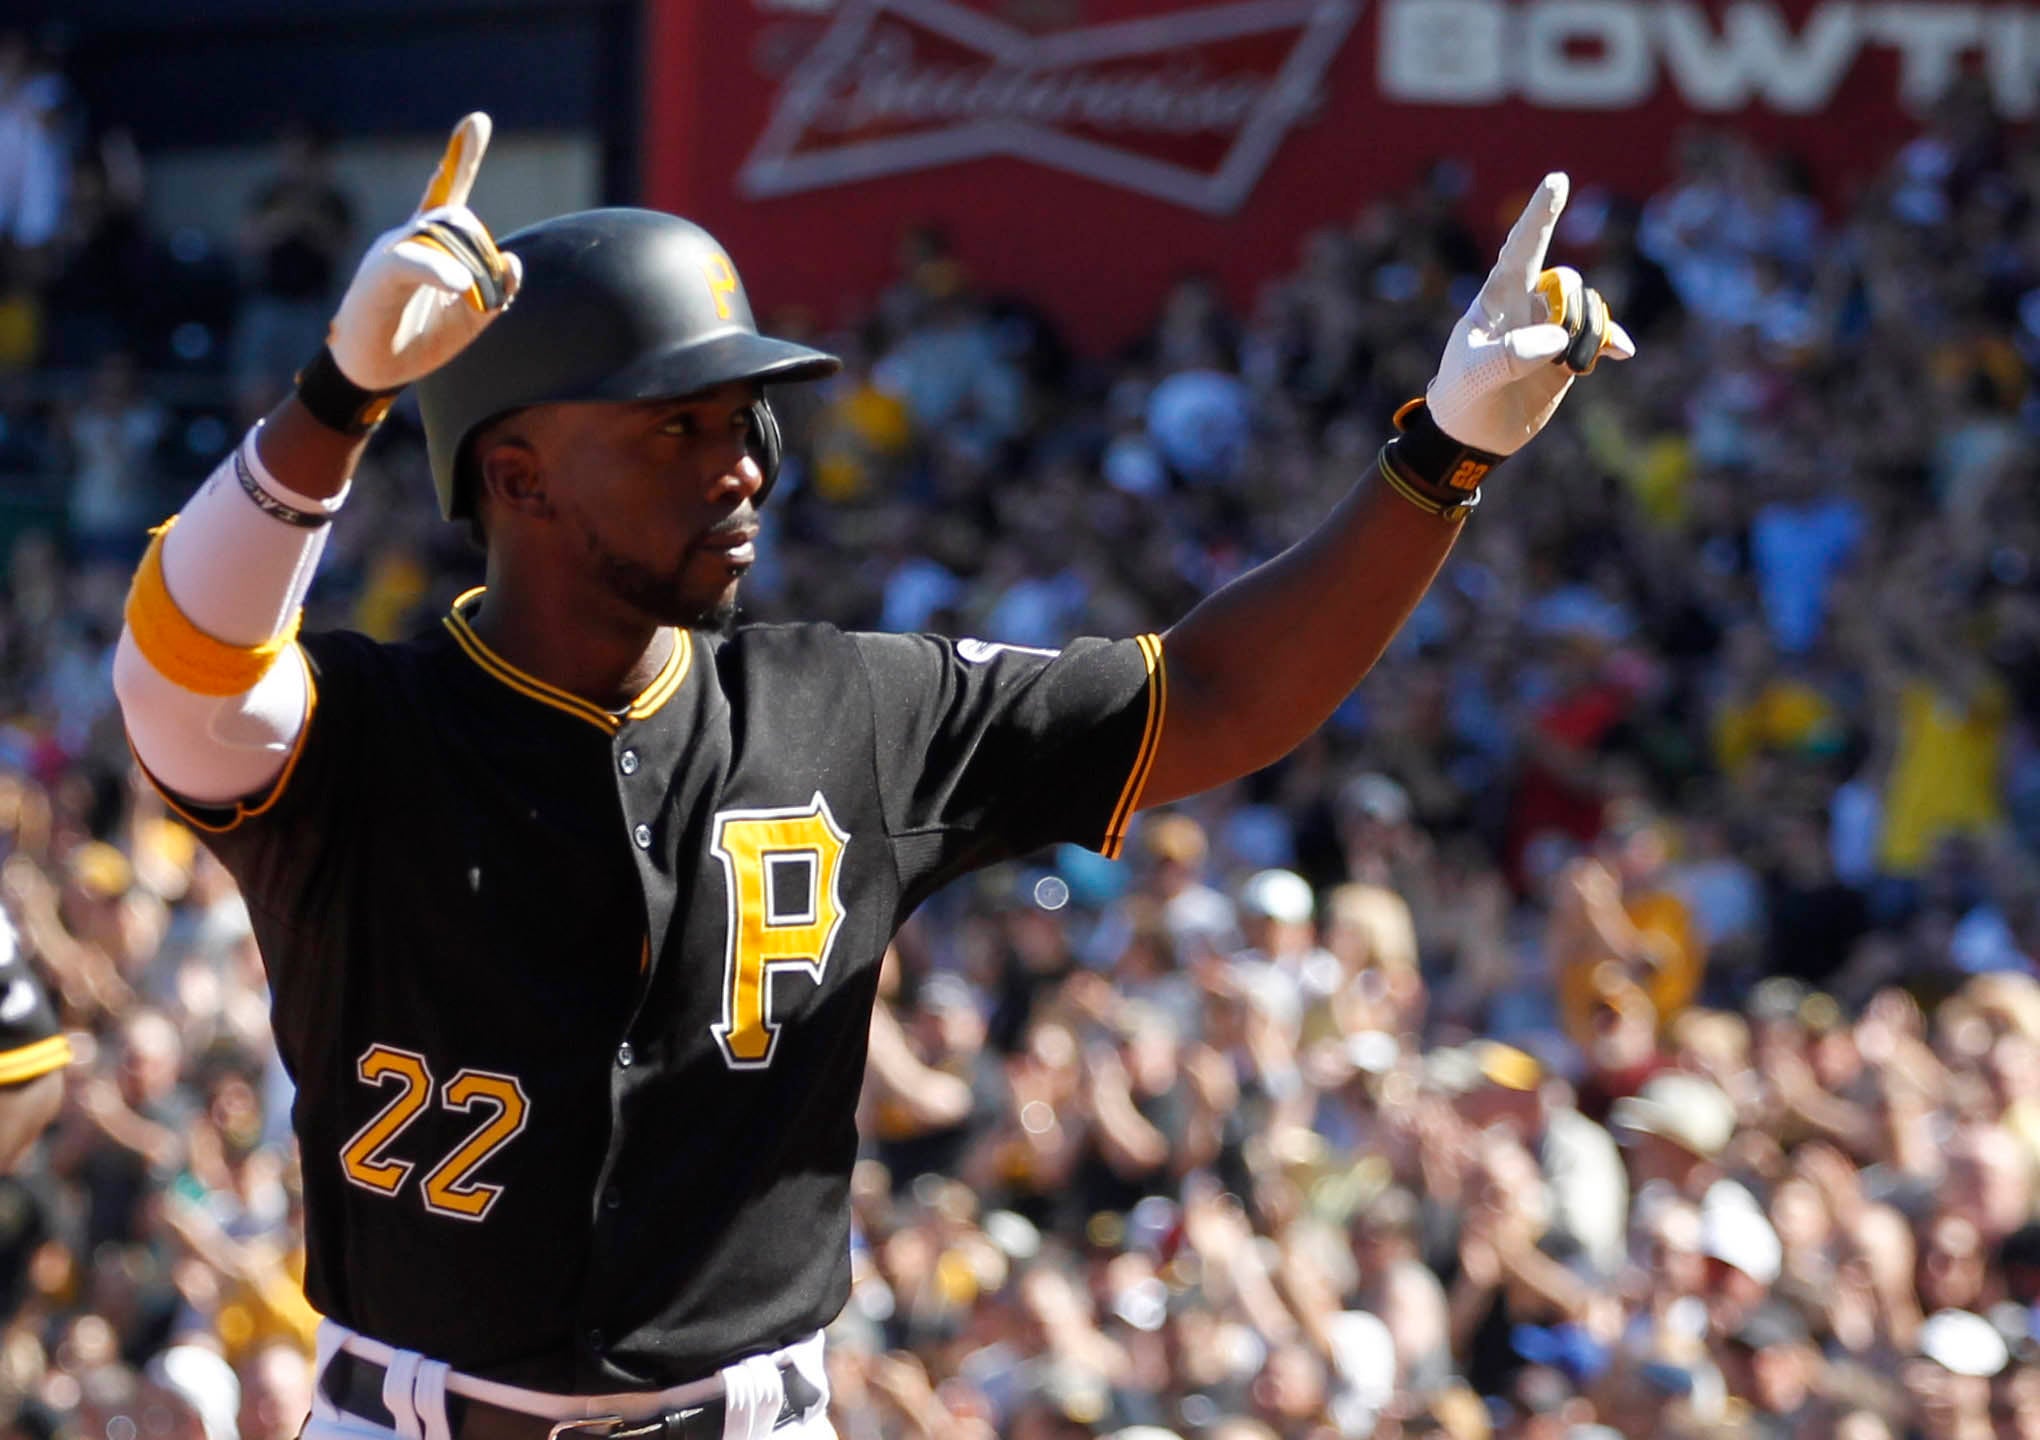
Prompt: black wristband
<box><xmin>1375</xmin><ymin>399</ymin><xmax>1503</xmax><ymax>521</ymax></box>
<box><xmin>294</xmin><ymin>346</ymin><xmax>399</xmax><ymax>437</ymax></box>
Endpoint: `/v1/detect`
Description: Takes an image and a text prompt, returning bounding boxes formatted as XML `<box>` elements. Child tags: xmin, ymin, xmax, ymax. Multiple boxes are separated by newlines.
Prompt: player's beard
<box><xmin>580</xmin><ymin>524</ymin><xmax>740</xmax><ymax>633</ymax></box>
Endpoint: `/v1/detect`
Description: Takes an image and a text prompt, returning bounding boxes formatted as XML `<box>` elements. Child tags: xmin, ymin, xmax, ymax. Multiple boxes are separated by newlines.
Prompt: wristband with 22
<box><xmin>1376</xmin><ymin>398</ymin><xmax>1502</xmax><ymax>523</ymax></box>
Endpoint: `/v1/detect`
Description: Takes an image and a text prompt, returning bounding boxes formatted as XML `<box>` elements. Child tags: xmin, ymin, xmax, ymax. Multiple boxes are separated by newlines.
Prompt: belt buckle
<box><xmin>546</xmin><ymin>1417</ymin><xmax>625</xmax><ymax>1440</ymax></box>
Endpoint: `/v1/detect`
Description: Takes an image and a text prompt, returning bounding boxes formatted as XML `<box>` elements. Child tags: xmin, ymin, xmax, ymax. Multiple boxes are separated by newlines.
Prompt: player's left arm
<box><xmin>1136</xmin><ymin>173</ymin><xmax>1632</xmax><ymax>808</ymax></box>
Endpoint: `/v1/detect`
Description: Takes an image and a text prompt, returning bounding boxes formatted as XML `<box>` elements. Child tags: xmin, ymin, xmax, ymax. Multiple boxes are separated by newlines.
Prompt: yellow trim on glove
<box><xmin>1537</xmin><ymin>269</ymin><xmax>1570</xmax><ymax>327</ymax></box>
<box><xmin>408</xmin><ymin>226</ymin><xmax>507</xmax><ymax>314</ymax></box>
<box><xmin>124</xmin><ymin>519</ymin><xmax>302</xmax><ymax>696</ymax></box>
<box><xmin>420</xmin><ymin>123</ymin><xmax>471</xmax><ymax>210</ymax></box>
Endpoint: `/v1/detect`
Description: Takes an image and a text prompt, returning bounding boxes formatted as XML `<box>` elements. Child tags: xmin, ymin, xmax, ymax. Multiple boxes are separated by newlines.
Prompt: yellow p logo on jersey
<box><xmin>710</xmin><ymin>794</ymin><xmax>850</xmax><ymax>1069</ymax></box>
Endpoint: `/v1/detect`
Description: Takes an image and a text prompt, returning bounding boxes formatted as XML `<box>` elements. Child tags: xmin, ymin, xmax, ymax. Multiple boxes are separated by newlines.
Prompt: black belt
<box><xmin>319</xmin><ymin>1351</ymin><xmax>822</xmax><ymax>1440</ymax></box>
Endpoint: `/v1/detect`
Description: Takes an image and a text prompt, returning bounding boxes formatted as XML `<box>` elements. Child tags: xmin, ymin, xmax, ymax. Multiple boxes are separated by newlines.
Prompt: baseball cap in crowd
<box><xmin>1749</xmin><ymin>977</ymin><xmax>1811</xmax><ymax>1025</ymax></box>
<box><xmin>1476</xmin><ymin>1042</ymin><xmax>1543</xmax><ymax>1091</ymax></box>
<box><xmin>1798</xmin><ymin>990</ymin><xmax>1844</xmax><ymax>1034</ymax></box>
<box><xmin>1634</xmin><ymin>1362</ymin><xmax>1696</xmax><ymax>1398</ymax></box>
<box><xmin>66</xmin><ymin>841</ymin><xmax>132</xmax><ymax>900</ymax></box>
<box><xmin>1111</xmin><ymin>1276</ymin><xmax>1170</xmax><ymax>1332</ymax></box>
<box><xmin>1918</xmin><ymin>1308</ymin><xmax>2010</xmax><ymax>1377</ymax></box>
<box><xmin>1424</xmin><ymin>1047</ymin><xmax>1483</xmax><ymax>1097</ymax></box>
<box><xmin>1701</xmin><ymin>1184</ymin><xmax>1781</xmax><ymax>1285</ymax></box>
<box><xmin>1337</xmin><ymin>772</ymin><xmax>1412</xmax><ymax>827</ymax></box>
<box><xmin>915</xmin><ymin>973</ymin><xmax>979</xmax><ymax>1017</ymax></box>
<box><xmin>1610</xmin><ymin>1073</ymin><xmax>1736</xmax><ymax>1159</ymax></box>
<box><xmin>1428</xmin><ymin>1041</ymin><xmax>1544</xmax><ymax>1097</ymax></box>
<box><xmin>1344</xmin><ymin>1030</ymin><xmax>1401</xmax><ymax>1076</ymax></box>
<box><xmin>1142</xmin><ymin>814</ymin><xmax>1208</xmax><ymax>866</ymax></box>
<box><xmin>1510</xmin><ymin>1323</ymin><xmax>1610</xmax><ymax>1385</ymax></box>
<box><xmin>1126</xmin><ymin>1195</ymin><xmax>1180</xmax><ymax>1254</ymax></box>
<box><xmin>1508</xmin><ymin>1366</ymin><xmax>1575</xmax><ymax>1424</ymax></box>
<box><xmin>1238</xmin><ymin>869</ymin><xmax>1313</xmax><ymax>925</ymax></box>
<box><xmin>1325</xmin><ymin>1309</ymin><xmax>1397</xmax><ymax>1426</ymax></box>
<box><xmin>1731</xmin><ymin>1301</ymin><xmax>1810</xmax><ymax>1350</ymax></box>
<box><xmin>145</xmin><ymin>1345</ymin><xmax>241</xmax><ymax>1440</ymax></box>
<box><xmin>1036</xmin><ymin>1365</ymin><xmax>1110</xmax><ymax>1426</ymax></box>
<box><xmin>130</xmin><ymin>814</ymin><xmax>198</xmax><ymax>899</ymax></box>
<box><xmin>981</xmin><ymin>1209</ymin><xmax>1042</xmax><ymax>1262</ymax></box>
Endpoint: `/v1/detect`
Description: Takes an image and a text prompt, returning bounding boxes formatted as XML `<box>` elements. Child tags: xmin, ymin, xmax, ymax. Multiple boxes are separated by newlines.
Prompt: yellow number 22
<box><xmin>339</xmin><ymin>1043</ymin><xmax>529</xmax><ymax>1222</ymax></box>
<box><xmin>711</xmin><ymin>794</ymin><xmax>849</xmax><ymax>1069</ymax></box>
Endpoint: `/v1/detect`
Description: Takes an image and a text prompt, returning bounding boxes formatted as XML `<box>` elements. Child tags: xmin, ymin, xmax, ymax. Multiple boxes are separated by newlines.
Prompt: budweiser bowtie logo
<box><xmin>739</xmin><ymin>0</ymin><xmax>1362</xmax><ymax>214</ymax></box>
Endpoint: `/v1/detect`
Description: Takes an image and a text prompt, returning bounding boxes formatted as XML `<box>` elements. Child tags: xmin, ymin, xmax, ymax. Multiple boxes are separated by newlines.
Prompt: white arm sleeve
<box><xmin>114</xmin><ymin>632</ymin><xmax>314</xmax><ymax>803</ymax></box>
<box><xmin>113</xmin><ymin>426</ymin><xmax>350</xmax><ymax>805</ymax></box>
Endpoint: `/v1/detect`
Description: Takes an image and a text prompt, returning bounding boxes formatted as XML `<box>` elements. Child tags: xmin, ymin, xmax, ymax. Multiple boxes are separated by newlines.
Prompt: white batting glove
<box><xmin>325</xmin><ymin>113</ymin><xmax>523</xmax><ymax>394</ymax></box>
<box><xmin>1426</xmin><ymin>172</ymin><xmax>1635</xmax><ymax>457</ymax></box>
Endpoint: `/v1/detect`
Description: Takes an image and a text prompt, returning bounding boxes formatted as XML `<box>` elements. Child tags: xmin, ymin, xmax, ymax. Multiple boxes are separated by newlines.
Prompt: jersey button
<box><xmin>619</xmin><ymin>749</ymin><xmax>640</xmax><ymax>776</ymax></box>
<box><xmin>631</xmin><ymin>823</ymin><xmax>652</xmax><ymax>849</ymax></box>
<box><xmin>616</xmin><ymin>1042</ymin><xmax>634</xmax><ymax>1068</ymax></box>
<box><xmin>586</xmin><ymin>1329</ymin><xmax>604</xmax><ymax>1352</ymax></box>
<box><xmin>603</xmin><ymin>1186</ymin><xmax>622</xmax><ymax>1211</ymax></box>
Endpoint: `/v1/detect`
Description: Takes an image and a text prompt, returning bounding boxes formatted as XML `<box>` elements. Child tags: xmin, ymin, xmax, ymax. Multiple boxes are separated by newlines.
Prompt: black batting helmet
<box><xmin>417</xmin><ymin>208</ymin><xmax>840</xmax><ymax>521</ymax></box>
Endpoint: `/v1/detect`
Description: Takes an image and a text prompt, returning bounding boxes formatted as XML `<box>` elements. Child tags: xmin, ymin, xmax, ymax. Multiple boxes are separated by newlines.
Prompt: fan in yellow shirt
<box><xmin>1554</xmin><ymin>808</ymin><xmax>1703</xmax><ymax>1050</ymax></box>
<box><xmin>1878</xmin><ymin>673</ymin><xmax>2008</xmax><ymax>875</ymax></box>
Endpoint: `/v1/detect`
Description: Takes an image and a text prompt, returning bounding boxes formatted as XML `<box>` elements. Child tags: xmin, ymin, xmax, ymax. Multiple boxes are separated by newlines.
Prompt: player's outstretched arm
<box><xmin>113</xmin><ymin>115</ymin><xmax>518</xmax><ymax>805</ymax></box>
<box><xmin>1135</xmin><ymin>174</ymin><xmax>1633</xmax><ymax>809</ymax></box>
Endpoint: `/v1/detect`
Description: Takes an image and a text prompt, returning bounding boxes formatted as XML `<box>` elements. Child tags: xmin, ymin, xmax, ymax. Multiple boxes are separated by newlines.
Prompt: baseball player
<box><xmin>111</xmin><ymin>114</ymin><xmax>1628</xmax><ymax>1440</ymax></box>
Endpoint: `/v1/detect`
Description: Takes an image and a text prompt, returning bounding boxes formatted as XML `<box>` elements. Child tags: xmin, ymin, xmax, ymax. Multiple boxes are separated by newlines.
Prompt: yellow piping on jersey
<box><xmin>1101</xmin><ymin>633</ymin><xmax>1166</xmax><ymax>861</ymax></box>
<box><xmin>0</xmin><ymin>1035</ymin><xmax>72</xmax><ymax>1085</ymax></box>
<box><xmin>625</xmin><ymin>634</ymin><xmax>692</xmax><ymax>718</ymax></box>
<box><xmin>125</xmin><ymin>519</ymin><xmax>302</xmax><ymax>695</ymax></box>
<box><xmin>443</xmin><ymin>588</ymin><xmax>691</xmax><ymax>734</ymax></box>
<box><xmin>130</xmin><ymin>645</ymin><xmax>320</xmax><ymax>834</ymax></box>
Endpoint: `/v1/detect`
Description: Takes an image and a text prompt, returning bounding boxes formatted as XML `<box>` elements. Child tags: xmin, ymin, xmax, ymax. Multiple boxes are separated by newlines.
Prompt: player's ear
<box><xmin>477</xmin><ymin>432</ymin><xmax>553</xmax><ymax>523</ymax></box>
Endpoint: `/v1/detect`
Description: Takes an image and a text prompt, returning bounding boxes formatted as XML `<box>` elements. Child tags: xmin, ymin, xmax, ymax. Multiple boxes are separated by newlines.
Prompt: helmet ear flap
<box><xmin>748</xmin><ymin>398</ymin><xmax>783</xmax><ymax>505</ymax></box>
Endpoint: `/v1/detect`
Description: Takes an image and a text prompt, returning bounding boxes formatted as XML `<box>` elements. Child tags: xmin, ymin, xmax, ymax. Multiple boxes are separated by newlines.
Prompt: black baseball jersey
<box><xmin>150</xmin><ymin>591</ymin><xmax>1162</xmax><ymax>1391</ymax></box>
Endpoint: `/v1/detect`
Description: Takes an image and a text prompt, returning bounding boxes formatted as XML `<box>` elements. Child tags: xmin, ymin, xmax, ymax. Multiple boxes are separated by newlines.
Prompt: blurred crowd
<box><xmin>4</xmin><ymin>23</ymin><xmax>2040</xmax><ymax>1440</ymax></box>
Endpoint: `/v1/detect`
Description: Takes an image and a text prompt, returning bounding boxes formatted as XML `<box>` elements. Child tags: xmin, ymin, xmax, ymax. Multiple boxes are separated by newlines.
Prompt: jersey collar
<box><xmin>442</xmin><ymin>587</ymin><xmax>691</xmax><ymax>735</ymax></box>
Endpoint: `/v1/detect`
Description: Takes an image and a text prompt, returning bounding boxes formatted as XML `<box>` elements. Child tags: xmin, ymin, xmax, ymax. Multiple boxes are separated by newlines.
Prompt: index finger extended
<box><xmin>1480</xmin><ymin>171</ymin><xmax>1570</xmax><ymax>310</ymax></box>
<box><xmin>418</xmin><ymin>112</ymin><xmax>493</xmax><ymax>213</ymax></box>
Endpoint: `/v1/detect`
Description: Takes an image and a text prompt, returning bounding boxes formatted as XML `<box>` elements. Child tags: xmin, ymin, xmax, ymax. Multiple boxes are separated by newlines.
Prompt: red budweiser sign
<box><xmin>645</xmin><ymin>1</ymin><xmax>1973</xmax><ymax>352</ymax></box>
<box><xmin>736</xmin><ymin>0</ymin><xmax>1358</xmax><ymax>214</ymax></box>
